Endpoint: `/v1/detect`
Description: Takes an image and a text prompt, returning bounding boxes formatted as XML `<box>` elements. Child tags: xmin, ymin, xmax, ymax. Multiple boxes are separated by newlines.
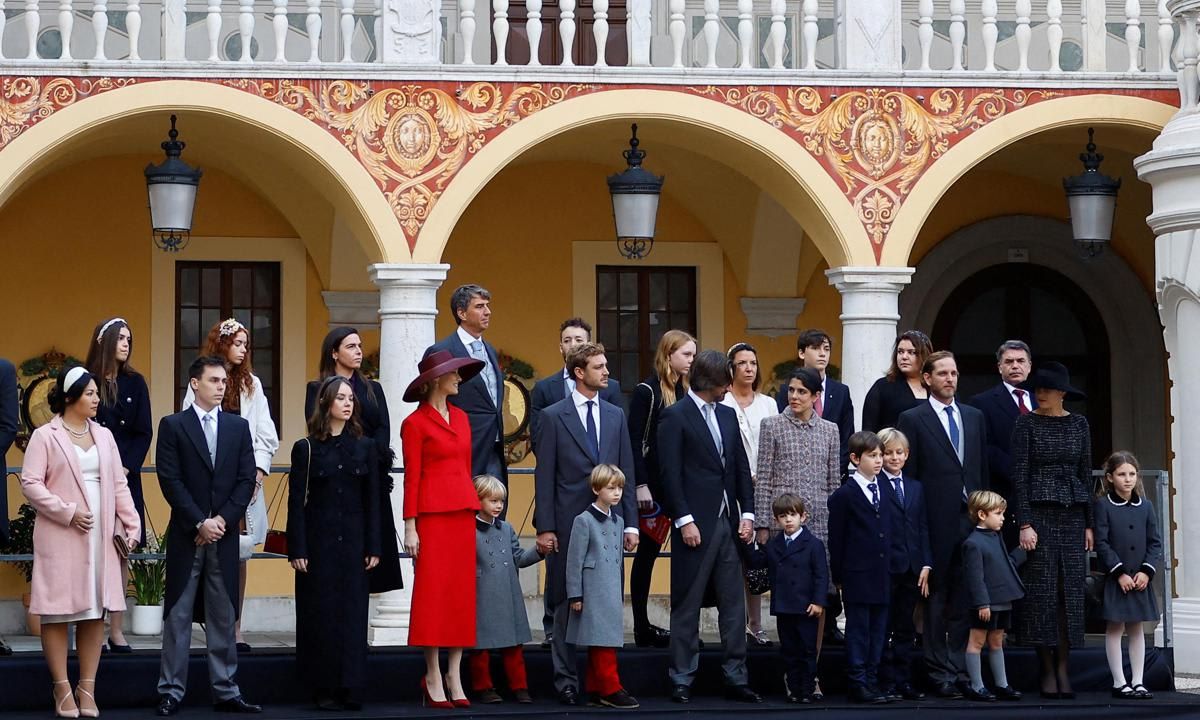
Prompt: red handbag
<box><xmin>264</xmin><ymin>439</ymin><xmax>310</xmax><ymax>556</ymax></box>
<box><xmin>639</xmin><ymin>502</ymin><xmax>671</xmax><ymax>546</ymax></box>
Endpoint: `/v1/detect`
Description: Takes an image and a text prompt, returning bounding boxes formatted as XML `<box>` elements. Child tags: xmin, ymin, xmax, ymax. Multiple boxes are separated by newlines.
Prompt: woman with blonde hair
<box><xmin>22</xmin><ymin>367</ymin><xmax>141</xmax><ymax>717</ymax></box>
<box><xmin>182</xmin><ymin>318</ymin><xmax>280</xmax><ymax>653</ymax></box>
<box><xmin>626</xmin><ymin>329</ymin><xmax>696</xmax><ymax>647</ymax></box>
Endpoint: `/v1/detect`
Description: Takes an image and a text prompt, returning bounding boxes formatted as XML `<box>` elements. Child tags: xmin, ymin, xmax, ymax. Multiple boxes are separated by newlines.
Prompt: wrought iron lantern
<box><xmin>1063</xmin><ymin>127</ymin><xmax>1120</xmax><ymax>259</ymax></box>
<box><xmin>145</xmin><ymin>115</ymin><xmax>202</xmax><ymax>252</ymax></box>
<box><xmin>607</xmin><ymin>124</ymin><xmax>664</xmax><ymax>260</ymax></box>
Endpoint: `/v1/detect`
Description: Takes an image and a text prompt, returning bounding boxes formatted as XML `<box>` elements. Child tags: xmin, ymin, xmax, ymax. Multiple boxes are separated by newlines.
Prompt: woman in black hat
<box><xmin>400</xmin><ymin>350</ymin><xmax>485</xmax><ymax>708</ymax></box>
<box><xmin>1010</xmin><ymin>361</ymin><xmax>1094</xmax><ymax>699</ymax></box>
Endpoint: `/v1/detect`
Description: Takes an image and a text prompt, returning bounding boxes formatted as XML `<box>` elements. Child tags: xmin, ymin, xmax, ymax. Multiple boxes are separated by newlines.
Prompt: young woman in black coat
<box><xmin>305</xmin><ymin>327</ymin><xmax>402</xmax><ymax>594</ymax></box>
<box><xmin>861</xmin><ymin>330</ymin><xmax>931</xmax><ymax>433</ymax></box>
<box><xmin>289</xmin><ymin>376</ymin><xmax>381</xmax><ymax>710</ymax></box>
<box><xmin>626</xmin><ymin>330</ymin><xmax>695</xmax><ymax>648</ymax></box>
<box><xmin>86</xmin><ymin>317</ymin><xmax>152</xmax><ymax>653</ymax></box>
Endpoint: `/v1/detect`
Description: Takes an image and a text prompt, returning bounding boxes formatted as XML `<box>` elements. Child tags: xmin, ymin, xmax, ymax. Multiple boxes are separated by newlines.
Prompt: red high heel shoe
<box><xmin>420</xmin><ymin>677</ymin><xmax>453</xmax><ymax>709</ymax></box>
<box><xmin>444</xmin><ymin>681</ymin><xmax>471</xmax><ymax>709</ymax></box>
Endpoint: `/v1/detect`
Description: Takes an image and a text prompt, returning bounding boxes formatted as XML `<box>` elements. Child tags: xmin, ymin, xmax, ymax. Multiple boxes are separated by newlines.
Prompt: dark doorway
<box><xmin>932</xmin><ymin>263</ymin><xmax>1110</xmax><ymax>465</ymax></box>
<box><xmin>496</xmin><ymin>0</ymin><xmax>628</xmax><ymax>65</ymax></box>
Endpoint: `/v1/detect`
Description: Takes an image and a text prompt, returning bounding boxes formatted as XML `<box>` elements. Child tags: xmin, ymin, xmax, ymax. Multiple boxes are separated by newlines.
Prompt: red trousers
<box><xmin>469</xmin><ymin>646</ymin><xmax>527</xmax><ymax>691</ymax></box>
<box><xmin>585</xmin><ymin>647</ymin><xmax>623</xmax><ymax>696</ymax></box>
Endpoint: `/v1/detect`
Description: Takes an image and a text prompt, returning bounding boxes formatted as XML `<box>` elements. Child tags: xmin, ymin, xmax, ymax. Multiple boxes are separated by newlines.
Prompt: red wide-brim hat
<box><xmin>403</xmin><ymin>350</ymin><xmax>485</xmax><ymax>402</ymax></box>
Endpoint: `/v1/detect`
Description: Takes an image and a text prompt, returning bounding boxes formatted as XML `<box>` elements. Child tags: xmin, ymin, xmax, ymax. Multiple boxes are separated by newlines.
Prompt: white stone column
<box><xmin>365</xmin><ymin>262</ymin><xmax>449</xmax><ymax>645</ymax></box>
<box><xmin>825</xmin><ymin>267</ymin><xmax>914</xmax><ymax>430</ymax></box>
<box><xmin>834</xmin><ymin>0</ymin><xmax>902</xmax><ymax>70</ymax></box>
<box><xmin>1136</xmin><ymin>74</ymin><xmax>1200</xmax><ymax>666</ymax></box>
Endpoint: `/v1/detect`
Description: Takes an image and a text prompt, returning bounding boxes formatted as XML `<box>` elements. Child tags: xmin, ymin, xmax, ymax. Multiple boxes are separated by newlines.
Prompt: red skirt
<box><xmin>408</xmin><ymin>510</ymin><xmax>477</xmax><ymax>647</ymax></box>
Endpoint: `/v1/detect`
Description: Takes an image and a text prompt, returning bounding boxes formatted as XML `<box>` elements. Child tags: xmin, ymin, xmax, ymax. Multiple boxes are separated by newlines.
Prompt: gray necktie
<box><xmin>470</xmin><ymin>339</ymin><xmax>498</xmax><ymax>404</ymax></box>
<box><xmin>202</xmin><ymin>413</ymin><xmax>217</xmax><ymax>466</ymax></box>
<box><xmin>702</xmin><ymin>402</ymin><xmax>724</xmax><ymax>462</ymax></box>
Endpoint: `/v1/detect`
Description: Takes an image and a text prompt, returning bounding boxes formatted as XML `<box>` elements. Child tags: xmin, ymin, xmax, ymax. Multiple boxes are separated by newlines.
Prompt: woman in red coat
<box><xmin>402</xmin><ymin>350</ymin><xmax>485</xmax><ymax>708</ymax></box>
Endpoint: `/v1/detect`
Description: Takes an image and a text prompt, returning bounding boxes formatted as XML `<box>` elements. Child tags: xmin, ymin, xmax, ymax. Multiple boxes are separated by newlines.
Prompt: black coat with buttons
<box><xmin>287</xmin><ymin>433</ymin><xmax>380</xmax><ymax>690</ymax></box>
<box><xmin>745</xmin><ymin>528</ymin><xmax>829</xmax><ymax>616</ymax></box>
<box><xmin>95</xmin><ymin>372</ymin><xmax>152</xmax><ymax>536</ymax></box>
<box><xmin>474</xmin><ymin>517</ymin><xmax>542</xmax><ymax>648</ymax></box>
<box><xmin>827</xmin><ymin>477</ymin><xmax>902</xmax><ymax>605</ymax></box>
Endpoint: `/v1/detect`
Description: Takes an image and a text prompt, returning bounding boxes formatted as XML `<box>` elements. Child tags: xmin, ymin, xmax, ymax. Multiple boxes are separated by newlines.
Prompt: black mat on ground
<box><xmin>0</xmin><ymin>645</ymin><xmax>1174</xmax><ymax>711</ymax></box>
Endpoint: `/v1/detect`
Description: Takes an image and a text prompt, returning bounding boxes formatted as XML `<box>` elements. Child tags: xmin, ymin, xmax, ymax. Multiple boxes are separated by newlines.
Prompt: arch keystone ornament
<box><xmin>691</xmin><ymin>86</ymin><xmax>1058</xmax><ymax>260</ymax></box>
<box><xmin>237</xmin><ymin>79</ymin><xmax>592</xmax><ymax>248</ymax></box>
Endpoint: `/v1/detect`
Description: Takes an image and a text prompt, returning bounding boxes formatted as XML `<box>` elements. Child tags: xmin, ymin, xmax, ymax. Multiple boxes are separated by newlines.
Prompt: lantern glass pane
<box><xmin>148</xmin><ymin>183</ymin><xmax>198</xmax><ymax>232</ymax></box>
<box><xmin>612</xmin><ymin>193</ymin><xmax>659</xmax><ymax>240</ymax></box>
<box><xmin>1067</xmin><ymin>194</ymin><xmax>1115</xmax><ymax>242</ymax></box>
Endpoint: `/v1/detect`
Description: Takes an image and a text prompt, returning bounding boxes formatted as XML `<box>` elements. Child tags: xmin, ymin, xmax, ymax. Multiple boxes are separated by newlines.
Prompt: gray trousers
<box><xmin>669</xmin><ymin>519</ymin><xmax>748</xmax><ymax>687</ymax></box>
<box><xmin>923</xmin><ymin>586</ymin><xmax>969</xmax><ymax>685</ymax></box>
<box><xmin>157</xmin><ymin>545</ymin><xmax>240</xmax><ymax>702</ymax></box>
<box><xmin>550</xmin><ymin>599</ymin><xmax>578</xmax><ymax>692</ymax></box>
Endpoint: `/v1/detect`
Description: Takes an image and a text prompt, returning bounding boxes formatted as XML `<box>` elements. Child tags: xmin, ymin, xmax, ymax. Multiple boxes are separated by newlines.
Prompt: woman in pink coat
<box><xmin>21</xmin><ymin>367</ymin><xmax>141</xmax><ymax>718</ymax></box>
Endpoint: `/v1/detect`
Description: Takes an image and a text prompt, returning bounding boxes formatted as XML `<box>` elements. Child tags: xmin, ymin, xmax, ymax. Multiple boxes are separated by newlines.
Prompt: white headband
<box><xmin>218</xmin><ymin>318</ymin><xmax>245</xmax><ymax>337</ymax></box>
<box><xmin>62</xmin><ymin>366</ymin><xmax>88</xmax><ymax>392</ymax></box>
<box><xmin>96</xmin><ymin>317</ymin><xmax>127</xmax><ymax>344</ymax></box>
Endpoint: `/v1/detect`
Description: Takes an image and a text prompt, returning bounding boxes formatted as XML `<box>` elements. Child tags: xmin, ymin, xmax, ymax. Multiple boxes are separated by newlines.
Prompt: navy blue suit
<box><xmin>878</xmin><ymin>472</ymin><xmax>932</xmax><ymax>690</ymax></box>
<box><xmin>424</xmin><ymin>332</ymin><xmax>507</xmax><ymax>486</ymax></box>
<box><xmin>0</xmin><ymin>359</ymin><xmax>16</xmax><ymax>544</ymax></box>
<box><xmin>965</xmin><ymin>384</ymin><xmax>1035</xmax><ymax>549</ymax></box>
<box><xmin>828</xmin><ymin>476</ymin><xmax>899</xmax><ymax>690</ymax></box>
<box><xmin>529</xmin><ymin>370</ymin><xmax>623</xmax><ymax>455</ymax></box>
<box><xmin>746</xmin><ymin>529</ymin><xmax>828</xmax><ymax>698</ymax></box>
<box><xmin>776</xmin><ymin>374</ymin><xmax>853</xmax><ymax>481</ymax></box>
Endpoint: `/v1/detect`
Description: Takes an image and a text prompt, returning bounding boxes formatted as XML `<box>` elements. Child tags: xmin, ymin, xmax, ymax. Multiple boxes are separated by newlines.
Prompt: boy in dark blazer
<box><xmin>828</xmin><ymin>431</ymin><xmax>896</xmax><ymax>704</ymax></box>
<box><xmin>745</xmin><ymin>494</ymin><xmax>828</xmax><ymax>704</ymax></box>
<box><xmin>876</xmin><ymin>427</ymin><xmax>932</xmax><ymax>701</ymax></box>
<box><xmin>961</xmin><ymin>491</ymin><xmax>1025</xmax><ymax>702</ymax></box>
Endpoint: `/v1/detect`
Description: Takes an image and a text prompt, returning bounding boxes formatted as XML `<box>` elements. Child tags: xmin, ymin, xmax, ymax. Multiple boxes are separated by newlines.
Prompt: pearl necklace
<box><xmin>62</xmin><ymin>420</ymin><xmax>90</xmax><ymax>438</ymax></box>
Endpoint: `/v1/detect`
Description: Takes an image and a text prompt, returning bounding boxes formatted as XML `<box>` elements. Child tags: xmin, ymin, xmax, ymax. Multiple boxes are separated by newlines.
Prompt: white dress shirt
<box><xmin>572</xmin><ymin>389</ymin><xmax>601</xmax><ymax>447</ymax></box>
<box><xmin>192</xmin><ymin>402</ymin><xmax>220</xmax><ymax>425</ymax></box>
<box><xmin>675</xmin><ymin>390</ymin><xmax>756</xmax><ymax>529</ymax></box>
<box><xmin>784</xmin><ymin>527</ymin><xmax>804</xmax><ymax>543</ymax></box>
<box><xmin>851</xmin><ymin>471</ymin><xmax>880</xmax><ymax>506</ymax></box>
<box><xmin>456</xmin><ymin>325</ymin><xmax>483</xmax><ymax>349</ymax></box>
<box><xmin>928</xmin><ymin>396</ymin><xmax>963</xmax><ymax>446</ymax></box>
<box><xmin>1003</xmin><ymin>381</ymin><xmax>1032</xmax><ymax>412</ymax></box>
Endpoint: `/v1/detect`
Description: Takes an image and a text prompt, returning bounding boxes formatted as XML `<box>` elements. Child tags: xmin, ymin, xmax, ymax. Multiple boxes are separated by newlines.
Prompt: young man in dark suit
<box><xmin>423</xmin><ymin>284</ymin><xmax>507</xmax><ymax>499</ymax></box>
<box><xmin>774</xmin><ymin>329</ymin><xmax>854</xmax><ymax>482</ymax></box>
<box><xmin>530</xmin><ymin>317</ymin><xmax>624</xmax><ymax>454</ymax></box>
<box><xmin>0</xmin><ymin>358</ymin><xmax>17</xmax><ymax>655</ymax></box>
<box><xmin>155</xmin><ymin>357</ymin><xmax>260</xmax><ymax>716</ymax></box>
<box><xmin>533</xmin><ymin>343</ymin><xmax>638</xmax><ymax>706</ymax></box>
<box><xmin>965</xmin><ymin>340</ymin><xmax>1035</xmax><ymax>549</ymax></box>
<box><xmin>828</xmin><ymin>431</ymin><xmax>897</xmax><ymax>704</ymax></box>
<box><xmin>657</xmin><ymin>350</ymin><xmax>760</xmax><ymax>705</ymax></box>
<box><xmin>877</xmin><ymin>427</ymin><xmax>932</xmax><ymax>701</ymax></box>
<box><xmin>896</xmin><ymin>351</ymin><xmax>990</xmax><ymax>699</ymax></box>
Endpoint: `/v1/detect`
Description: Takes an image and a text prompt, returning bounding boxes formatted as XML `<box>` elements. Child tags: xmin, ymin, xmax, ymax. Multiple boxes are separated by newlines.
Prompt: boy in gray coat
<box><xmin>470</xmin><ymin>475</ymin><xmax>545</xmax><ymax>704</ymax></box>
<box><xmin>566</xmin><ymin>464</ymin><xmax>639</xmax><ymax>709</ymax></box>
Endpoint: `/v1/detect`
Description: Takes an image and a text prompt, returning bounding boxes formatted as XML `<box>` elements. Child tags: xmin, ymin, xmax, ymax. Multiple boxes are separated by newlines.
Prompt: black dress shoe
<box><xmin>313</xmin><ymin>694</ymin><xmax>344</xmax><ymax>711</ymax></box>
<box><xmin>557</xmin><ymin>687</ymin><xmax>579</xmax><ymax>706</ymax></box>
<box><xmin>963</xmin><ymin>686</ymin><xmax>997</xmax><ymax>702</ymax></box>
<box><xmin>993</xmin><ymin>685</ymin><xmax>1021</xmax><ymax>701</ymax></box>
<box><xmin>725</xmin><ymin>685</ymin><xmax>763</xmax><ymax>703</ymax></box>
<box><xmin>848</xmin><ymin>686</ymin><xmax>889</xmax><ymax>704</ymax></box>
<box><xmin>213</xmin><ymin>696</ymin><xmax>263</xmax><ymax>713</ymax></box>
<box><xmin>107</xmin><ymin>641</ymin><xmax>133</xmax><ymax>654</ymax></box>
<box><xmin>156</xmin><ymin>696</ymin><xmax>180</xmax><ymax>717</ymax></box>
<box><xmin>235</xmin><ymin>642</ymin><xmax>252</xmax><ymax>654</ymax></box>
<box><xmin>897</xmin><ymin>683</ymin><xmax>925</xmax><ymax>700</ymax></box>
<box><xmin>671</xmin><ymin>685</ymin><xmax>691</xmax><ymax>703</ymax></box>
<box><xmin>933</xmin><ymin>683</ymin><xmax>962</xmax><ymax>699</ymax></box>
<box><xmin>634</xmin><ymin>625</ymin><xmax>670</xmax><ymax>648</ymax></box>
<box><xmin>0</xmin><ymin>638</ymin><xmax>11</xmax><ymax>656</ymax></box>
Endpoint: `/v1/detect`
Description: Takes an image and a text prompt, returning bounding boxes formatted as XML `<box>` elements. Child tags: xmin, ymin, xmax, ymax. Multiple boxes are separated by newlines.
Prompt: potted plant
<box><xmin>128</xmin><ymin>532</ymin><xmax>168</xmax><ymax>635</ymax></box>
<box><xmin>5</xmin><ymin>503</ymin><xmax>39</xmax><ymax>636</ymax></box>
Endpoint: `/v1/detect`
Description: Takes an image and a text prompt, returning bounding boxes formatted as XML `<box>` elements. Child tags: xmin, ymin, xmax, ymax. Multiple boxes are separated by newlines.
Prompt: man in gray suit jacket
<box><xmin>534</xmin><ymin>343</ymin><xmax>638</xmax><ymax>706</ymax></box>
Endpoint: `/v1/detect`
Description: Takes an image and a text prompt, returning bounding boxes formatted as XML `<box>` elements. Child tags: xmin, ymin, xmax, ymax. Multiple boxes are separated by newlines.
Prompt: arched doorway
<box><xmin>932</xmin><ymin>263</ymin><xmax>1110</xmax><ymax>464</ymax></box>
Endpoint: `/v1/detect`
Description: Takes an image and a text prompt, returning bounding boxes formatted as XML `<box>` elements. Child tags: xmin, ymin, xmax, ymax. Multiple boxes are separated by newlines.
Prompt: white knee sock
<box><xmin>965</xmin><ymin>651</ymin><xmax>985</xmax><ymax>691</ymax></box>
<box><xmin>1127</xmin><ymin>622</ymin><xmax>1145</xmax><ymax>687</ymax></box>
<box><xmin>1105</xmin><ymin>623</ymin><xmax>1127</xmax><ymax>687</ymax></box>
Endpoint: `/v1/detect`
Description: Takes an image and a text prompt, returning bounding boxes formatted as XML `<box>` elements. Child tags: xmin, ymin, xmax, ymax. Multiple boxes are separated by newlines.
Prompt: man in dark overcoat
<box><xmin>896</xmin><ymin>351</ymin><xmax>989</xmax><ymax>699</ymax></box>
<box><xmin>0</xmin><ymin>358</ymin><xmax>17</xmax><ymax>655</ymax></box>
<box><xmin>533</xmin><ymin>343</ymin><xmax>637</xmax><ymax>706</ymax></box>
<box><xmin>657</xmin><ymin>350</ymin><xmax>760</xmax><ymax>704</ymax></box>
<box><xmin>155</xmin><ymin>357</ymin><xmax>260</xmax><ymax>716</ymax></box>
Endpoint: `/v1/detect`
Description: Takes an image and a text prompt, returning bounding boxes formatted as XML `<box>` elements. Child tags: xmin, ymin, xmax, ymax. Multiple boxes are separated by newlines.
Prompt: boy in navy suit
<box><xmin>746</xmin><ymin>494</ymin><xmax>828</xmax><ymax>704</ymax></box>
<box><xmin>877</xmin><ymin>428</ymin><xmax>932</xmax><ymax>701</ymax></box>
<box><xmin>828</xmin><ymin>431</ymin><xmax>895</xmax><ymax>704</ymax></box>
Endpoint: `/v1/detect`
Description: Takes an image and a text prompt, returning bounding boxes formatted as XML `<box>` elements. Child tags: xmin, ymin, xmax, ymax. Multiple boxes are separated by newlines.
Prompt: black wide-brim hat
<box><xmin>403</xmin><ymin>350</ymin><xmax>485</xmax><ymax>403</ymax></box>
<box><xmin>1026</xmin><ymin>360</ymin><xmax>1086</xmax><ymax>401</ymax></box>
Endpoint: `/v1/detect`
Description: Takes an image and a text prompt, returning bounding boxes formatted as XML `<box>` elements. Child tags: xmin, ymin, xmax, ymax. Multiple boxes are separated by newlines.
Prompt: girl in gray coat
<box><xmin>469</xmin><ymin>476</ymin><xmax>544</xmax><ymax>704</ymax></box>
<box><xmin>1095</xmin><ymin>452</ymin><xmax>1163</xmax><ymax>700</ymax></box>
<box><xmin>566</xmin><ymin>465</ymin><xmax>640</xmax><ymax>709</ymax></box>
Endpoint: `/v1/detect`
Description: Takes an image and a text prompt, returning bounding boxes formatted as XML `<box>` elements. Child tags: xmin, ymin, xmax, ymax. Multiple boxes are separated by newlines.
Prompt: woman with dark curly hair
<box><xmin>861</xmin><ymin>330</ymin><xmax>932</xmax><ymax>433</ymax></box>
<box><xmin>183</xmin><ymin>318</ymin><xmax>280</xmax><ymax>652</ymax></box>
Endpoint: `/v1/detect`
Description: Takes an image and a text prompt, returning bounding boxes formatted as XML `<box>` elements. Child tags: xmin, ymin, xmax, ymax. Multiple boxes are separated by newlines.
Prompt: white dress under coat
<box><xmin>182</xmin><ymin>373</ymin><xmax>279</xmax><ymax>544</ymax></box>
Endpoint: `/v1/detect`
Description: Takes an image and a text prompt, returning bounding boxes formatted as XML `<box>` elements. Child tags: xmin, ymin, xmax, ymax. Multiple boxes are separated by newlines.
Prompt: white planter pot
<box><xmin>130</xmin><ymin>603</ymin><xmax>164</xmax><ymax>636</ymax></box>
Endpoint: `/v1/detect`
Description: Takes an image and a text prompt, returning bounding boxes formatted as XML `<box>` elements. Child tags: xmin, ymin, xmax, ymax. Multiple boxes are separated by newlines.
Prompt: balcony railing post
<box><xmin>1015</xmin><ymin>0</ymin><xmax>1031</xmax><ymax>71</ymax></box>
<box><xmin>1126</xmin><ymin>0</ymin><xmax>1142</xmax><ymax>72</ymax></box>
<box><xmin>1048</xmin><ymin>0</ymin><xmax>1063</xmax><ymax>71</ymax></box>
<box><xmin>1083</xmin><ymin>0</ymin><xmax>1107</xmax><ymax>70</ymax></box>
<box><xmin>459</xmin><ymin>0</ymin><xmax>476</xmax><ymax>63</ymax></box>
<box><xmin>559</xmin><ymin>0</ymin><xmax>575</xmax><ymax>65</ymax></box>
<box><xmin>206</xmin><ymin>0</ymin><xmax>221</xmax><ymax>60</ymax></box>
<box><xmin>58</xmin><ymin>0</ymin><xmax>73</xmax><ymax>60</ymax></box>
<box><xmin>126</xmin><ymin>0</ymin><xmax>141</xmax><ymax>59</ymax></box>
<box><xmin>593</xmin><ymin>0</ymin><xmax>608</xmax><ymax>66</ymax></box>
<box><xmin>982</xmin><ymin>0</ymin><xmax>998</xmax><ymax>71</ymax></box>
<box><xmin>306</xmin><ymin>0</ymin><xmax>321</xmax><ymax>61</ymax></box>
<box><xmin>628</xmin><ymin>0</ymin><xmax>650</xmax><ymax>66</ymax></box>
<box><xmin>768</xmin><ymin>0</ymin><xmax>784</xmax><ymax>69</ymax></box>
<box><xmin>669</xmin><ymin>0</ymin><xmax>684</xmax><ymax>67</ymax></box>
<box><xmin>526</xmin><ymin>0</ymin><xmax>542</xmax><ymax>65</ymax></box>
<box><xmin>380</xmin><ymin>0</ymin><xmax>442</xmax><ymax>63</ymax></box>
<box><xmin>92</xmin><ymin>0</ymin><xmax>108</xmax><ymax>59</ymax></box>
<box><xmin>25</xmin><ymin>0</ymin><xmax>40</xmax><ymax>60</ymax></box>
<box><xmin>1161</xmin><ymin>0</ymin><xmax>1175</xmax><ymax>72</ymax></box>
<box><xmin>273</xmin><ymin>0</ymin><xmax>287</xmax><ymax>61</ymax></box>
<box><xmin>163</xmin><ymin>0</ymin><xmax>187</xmax><ymax>60</ymax></box>
<box><xmin>949</xmin><ymin>0</ymin><xmax>965</xmax><ymax>70</ymax></box>
<box><xmin>836</xmin><ymin>0</ymin><xmax>902</xmax><ymax>70</ymax></box>
<box><xmin>802</xmin><ymin>0</ymin><xmax>817</xmax><ymax>70</ymax></box>
<box><xmin>493</xmin><ymin>0</ymin><xmax>509</xmax><ymax>64</ymax></box>
<box><xmin>917</xmin><ymin>0</ymin><xmax>932</xmax><ymax>70</ymax></box>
